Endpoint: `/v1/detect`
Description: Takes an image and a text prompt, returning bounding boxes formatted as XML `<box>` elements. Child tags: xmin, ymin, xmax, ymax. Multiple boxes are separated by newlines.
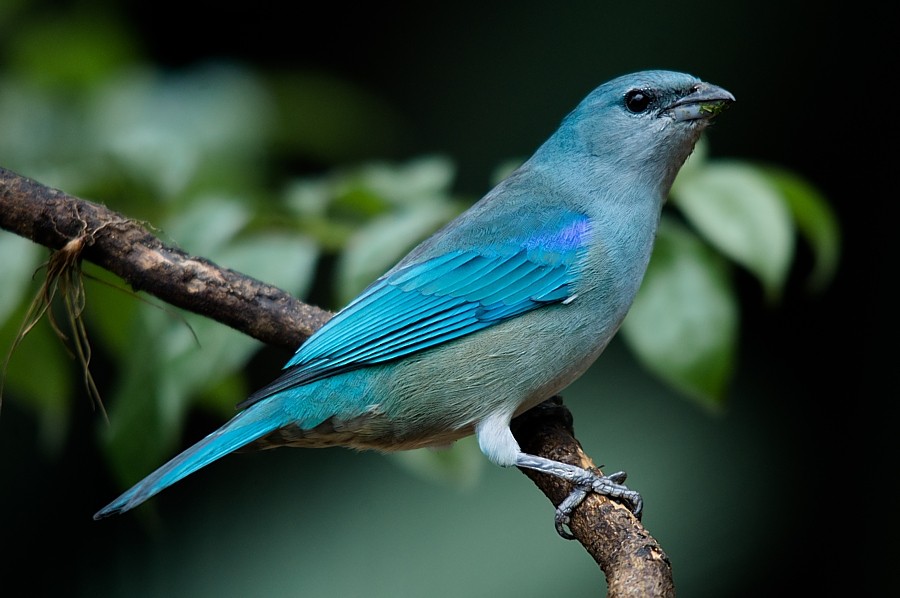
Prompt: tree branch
<box><xmin>0</xmin><ymin>166</ymin><xmax>332</xmax><ymax>351</ymax></box>
<box><xmin>0</xmin><ymin>166</ymin><xmax>674</xmax><ymax>595</ymax></box>
<box><xmin>511</xmin><ymin>397</ymin><xmax>674</xmax><ymax>597</ymax></box>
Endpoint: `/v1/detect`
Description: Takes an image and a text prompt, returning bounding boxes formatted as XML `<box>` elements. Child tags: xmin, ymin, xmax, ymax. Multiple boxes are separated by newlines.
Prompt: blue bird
<box><xmin>94</xmin><ymin>70</ymin><xmax>733</xmax><ymax>535</ymax></box>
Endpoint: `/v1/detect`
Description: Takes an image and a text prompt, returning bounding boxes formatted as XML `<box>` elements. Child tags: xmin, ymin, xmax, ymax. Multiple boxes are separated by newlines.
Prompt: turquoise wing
<box><xmin>240</xmin><ymin>212</ymin><xmax>591</xmax><ymax>407</ymax></box>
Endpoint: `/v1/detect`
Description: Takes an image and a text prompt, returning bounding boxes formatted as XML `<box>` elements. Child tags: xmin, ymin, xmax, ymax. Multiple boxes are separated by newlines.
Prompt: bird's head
<box><xmin>550</xmin><ymin>70</ymin><xmax>735</xmax><ymax>196</ymax></box>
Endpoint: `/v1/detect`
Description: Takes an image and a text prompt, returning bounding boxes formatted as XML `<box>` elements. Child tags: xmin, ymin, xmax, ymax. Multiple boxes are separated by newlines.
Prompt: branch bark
<box><xmin>0</xmin><ymin>166</ymin><xmax>674</xmax><ymax>596</ymax></box>
<box><xmin>0</xmin><ymin>166</ymin><xmax>331</xmax><ymax>350</ymax></box>
<box><xmin>511</xmin><ymin>397</ymin><xmax>674</xmax><ymax>597</ymax></box>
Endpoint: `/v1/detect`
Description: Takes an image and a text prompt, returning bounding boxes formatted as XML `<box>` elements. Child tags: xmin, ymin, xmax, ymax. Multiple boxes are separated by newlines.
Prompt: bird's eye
<box><xmin>624</xmin><ymin>89</ymin><xmax>653</xmax><ymax>113</ymax></box>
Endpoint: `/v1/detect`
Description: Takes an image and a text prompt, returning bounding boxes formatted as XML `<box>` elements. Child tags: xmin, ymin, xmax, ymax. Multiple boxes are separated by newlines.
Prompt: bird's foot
<box><xmin>553</xmin><ymin>469</ymin><xmax>642</xmax><ymax>539</ymax></box>
<box><xmin>515</xmin><ymin>453</ymin><xmax>643</xmax><ymax>540</ymax></box>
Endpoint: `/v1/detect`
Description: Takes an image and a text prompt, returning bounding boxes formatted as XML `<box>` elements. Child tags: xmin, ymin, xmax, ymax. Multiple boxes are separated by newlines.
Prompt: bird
<box><xmin>94</xmin><ymin>70</ymin><xmax>733</xmax><ymax>536</ymax></box>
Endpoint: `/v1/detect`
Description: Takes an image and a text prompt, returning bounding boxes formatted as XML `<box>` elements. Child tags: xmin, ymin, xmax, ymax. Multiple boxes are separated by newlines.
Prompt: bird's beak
<box><xmin>667</xmin><ymin>83</ymin><xmax>735</xmax><ymax>122</ymax></box>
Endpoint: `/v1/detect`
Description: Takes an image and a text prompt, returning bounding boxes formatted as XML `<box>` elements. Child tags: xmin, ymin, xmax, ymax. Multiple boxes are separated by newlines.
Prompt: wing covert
<box><xmin>239</xmin><ymin>213</ymin><xmax>592</xmax><ymax>408</ymax></box>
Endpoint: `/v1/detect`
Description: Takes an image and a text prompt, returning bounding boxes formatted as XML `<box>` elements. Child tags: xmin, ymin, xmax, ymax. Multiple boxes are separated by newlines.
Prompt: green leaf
<box><xmin>284</xmin><ymin>157</ymin><xmax>460</xmax><ymax>258</ymax></box>
<box><xmin>101</xmin><ymin>230</ymin><xmax>318</xmax><ymax>485</ymax></box>
<box><xmin>155</xmin><ymin>314</ymin><xmax>259</xmax><ymax>426</ymax></box>
<box><xmin>102</xmin><ymin>306</ymin><xmax>262</xmax><ymax>486</ymax></box>
<box><xmin>6</xmin><ymin>13</ymin><xmax>139</xmax><ymax>88</ymax></box>
<box><xmin>86</xmin><ymin>64</ymin><xmax>274</xmax><ymax>199</ymax></box>
<box><xmin>78</xmin><ymin>262</ymin><xmax>143</xmax><ymax>356</ymax></box>
<box><xmin>163</xmin><ymin>196</ymin><xmax>251</xmax><ymax>256</ymax></box>
<box><xmin>0</xmin><ymin>78</ymin><xmax>86</xmax><ymax>188</ymax></box>
<box><xmin>0</xmin><ymin>234</ymin><xmax>43</xmax><ymax>325</ymax></box>
<box><xmin>671</xmin><ymin>160</ymin><xmax>794</xmax><ymax>301</ymax></box>
<box><xmin>0</xmin><ymin>0</ymin><xmax>29</xmax><ymax>29</ymax></box>
<box><xmin>336</xmin><ymin>202</ymin><xmax>459</xmax><ymax>303</ymax></box>
<box><xmin>622</xmin><ymin>219</ymin><xmax>739</xmax><ymax>408</ymax></box>
<box><xmin>217</xmin><ymin>233</ymin><xmax>320</xmax><ymax>301</ymax></box>
<box><xmin>281</xmin><ymin>157</ymin><xmax>462</xmax><ymax>303</ymax></box>
<box><xmin>196</xmin><ymin>370</ymin><xmax>250</xmax><ymax>418</ymax></box>
<box><xmin>348</xmin><ymin>156</ymin><xmax>456</xmax><ymax>207</ymax></box>
<box><xmin>284</xmin><ymin>178</ymin><xmax>333</xmax><ymax>217</ymax></box>
<box><xmin>101</xmin><ymin>325</ymin><xmax>171</xmax><ymax>486</ymax></box>
<box><xmin>0</xmin><ymin>298</ymin><xmax>74</xmax><ymax>454</ymax></box>
<box><xmin>762</xmin><ymin>166</ymin><xmax>841</xmax><ymax>292</ymax></box>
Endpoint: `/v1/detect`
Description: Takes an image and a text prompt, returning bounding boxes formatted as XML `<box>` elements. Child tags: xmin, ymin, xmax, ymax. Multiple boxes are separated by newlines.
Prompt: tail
<box><xmin>94</xmin><ymin>403</ymin><xmax>288</xmax><ymax>519</ymax></box>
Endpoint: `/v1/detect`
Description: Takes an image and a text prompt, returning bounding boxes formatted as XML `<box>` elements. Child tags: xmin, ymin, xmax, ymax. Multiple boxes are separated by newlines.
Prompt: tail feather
<box><xmin>94</xmin><ymin>406</ymin><xmax>286</xmax><ymax>519</ymax></box>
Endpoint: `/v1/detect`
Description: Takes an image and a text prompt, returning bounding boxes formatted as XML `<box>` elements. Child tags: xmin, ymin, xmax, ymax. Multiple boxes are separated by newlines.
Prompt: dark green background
<box><xmin>0</xmin><ymin>2</ymin><xmax>884</xmax><ymax>596</ymax></box>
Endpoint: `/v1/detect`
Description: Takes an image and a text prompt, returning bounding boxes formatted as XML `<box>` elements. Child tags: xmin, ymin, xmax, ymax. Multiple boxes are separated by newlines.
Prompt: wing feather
<box><xmin>239</xmin><ymin>213</ymin><xmax>592</xmax><ymax>408</ymax></box>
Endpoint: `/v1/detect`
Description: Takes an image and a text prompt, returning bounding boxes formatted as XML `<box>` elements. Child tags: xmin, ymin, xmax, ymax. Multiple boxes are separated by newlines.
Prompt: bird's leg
<box><xmin>515</xmin><ymin>453</ymin><xmax>643</xmax><ymax>539</ymax></box>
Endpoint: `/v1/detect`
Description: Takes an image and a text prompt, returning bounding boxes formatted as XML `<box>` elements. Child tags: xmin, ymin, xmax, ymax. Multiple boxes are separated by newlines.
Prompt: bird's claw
<box><xmin>553</xmin><ymin>470</ymin><xmax>643</xmax><ymax>540</ymax></box>
<box><xmin>554</xmin><ymin>486</ymin><xmax>588</xmax><ymax>539</ymax></box>
<box><xmin>605</xmin><ymin>470</ymin><xmax>627</xmax><ymax>484</ymax></box>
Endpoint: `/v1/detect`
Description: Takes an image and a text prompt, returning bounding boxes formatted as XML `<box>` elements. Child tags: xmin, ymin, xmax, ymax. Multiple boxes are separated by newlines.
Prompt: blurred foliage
<box><xmin>0</xmin><ymin>4</ymin><xmax>839</xmax><ymax>492</ymax></box>
<box><xmin>621</xmin><ymin>140</ymin><xmax>841</xmax><ymax>409</ymax></box>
